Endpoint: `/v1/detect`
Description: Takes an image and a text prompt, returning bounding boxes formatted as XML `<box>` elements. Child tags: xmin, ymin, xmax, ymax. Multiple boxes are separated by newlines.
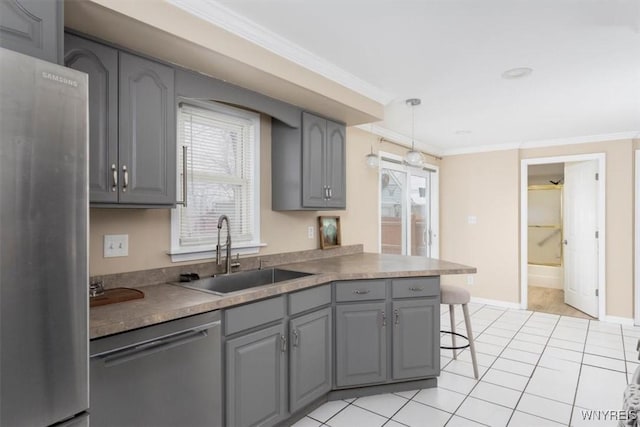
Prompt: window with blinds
<box><xmin>172</xmin><ymin>101</ymin><xmax>260</xmax><ymax>257</ymax></box>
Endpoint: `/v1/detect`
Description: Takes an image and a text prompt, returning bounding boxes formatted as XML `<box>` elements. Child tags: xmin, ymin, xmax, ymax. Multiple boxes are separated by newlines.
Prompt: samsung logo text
<box><xmin>41</xmin><ymin>71</ymin><xmax>78</xmax><ymax>87</ymax></box>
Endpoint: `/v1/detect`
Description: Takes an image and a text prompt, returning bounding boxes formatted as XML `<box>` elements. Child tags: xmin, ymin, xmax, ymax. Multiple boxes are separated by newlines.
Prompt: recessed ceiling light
<box><xmin>501</xmin><ymin>67</ymin><xmax>533</xmax><ymax>79</ymax></box>
<box><xmin>455</xmin><ymin>130</ymin><xmax>472</xmax><ymax>135</ymax></box>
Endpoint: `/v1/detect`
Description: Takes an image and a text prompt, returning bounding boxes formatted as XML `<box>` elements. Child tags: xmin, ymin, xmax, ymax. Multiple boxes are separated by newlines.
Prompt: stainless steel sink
<box><xmin>177</xmin><ymin>268</ymin><xmax>313</xmax><ymax>295</ymax></box>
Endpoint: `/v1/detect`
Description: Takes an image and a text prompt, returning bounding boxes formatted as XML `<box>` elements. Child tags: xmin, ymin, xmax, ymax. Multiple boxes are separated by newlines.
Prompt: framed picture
<box><xmin>318</xmin><ymin>216</ymin><xmax>341</xmax><ymax>249</ymax></box>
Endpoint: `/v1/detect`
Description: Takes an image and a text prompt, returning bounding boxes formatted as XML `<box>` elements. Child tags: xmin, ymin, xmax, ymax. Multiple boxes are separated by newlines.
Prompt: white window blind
<box><xmin>174</xmin><ymin>101</ymin><xmax>260</xmax><ymax>254</ymax></box>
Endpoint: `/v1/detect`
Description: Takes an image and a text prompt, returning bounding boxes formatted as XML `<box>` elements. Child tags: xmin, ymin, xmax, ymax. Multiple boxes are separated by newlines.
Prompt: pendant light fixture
<box><xmin>365</xmin><ymin>145</ymin><xmax>379</xmax><ymax>168</ymax></box>
<box><xmin>404</xmin><ymin>98</ymin><xmax>424</xmax><ymax>167</ymax></box>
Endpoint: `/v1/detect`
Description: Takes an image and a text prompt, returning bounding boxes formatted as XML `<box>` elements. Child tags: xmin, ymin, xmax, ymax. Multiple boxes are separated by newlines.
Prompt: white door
<box><xmin>563</xmin><ymin>160</ymin><xmax>599</xmax><ymax>317</ymax></box>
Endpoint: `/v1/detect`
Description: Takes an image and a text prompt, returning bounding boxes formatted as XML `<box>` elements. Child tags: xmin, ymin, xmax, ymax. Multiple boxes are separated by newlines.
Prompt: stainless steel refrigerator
<box><xmin>0</xmin><ymin>48</ymin><xmax>89</xmax><ymax>426</ymax></box>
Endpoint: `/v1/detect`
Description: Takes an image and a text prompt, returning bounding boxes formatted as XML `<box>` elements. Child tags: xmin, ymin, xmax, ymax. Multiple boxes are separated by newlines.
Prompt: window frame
<box><xmin>169</xmin><ymin>98</ymin><xmax>263</xmax><ymax>263</ymax></box>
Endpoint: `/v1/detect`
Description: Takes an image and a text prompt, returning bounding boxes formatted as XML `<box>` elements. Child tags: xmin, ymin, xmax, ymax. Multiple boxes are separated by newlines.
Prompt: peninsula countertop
<box><xmin>90</xmin><ymin>253</ymin><xmax>476</xmax><ymax>339</ymax></box>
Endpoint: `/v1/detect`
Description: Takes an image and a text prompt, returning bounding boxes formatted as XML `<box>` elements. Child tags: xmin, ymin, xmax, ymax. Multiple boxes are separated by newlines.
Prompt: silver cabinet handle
<box><xmin>176</xmin><ymin>145</ymin><xmax>188</xmax><ymax>207</ymax></box>
<box><xmin>328</xmin><ymin>187</ymin><xmax>333</xmax><ymax>199</ymax></box>
<box><xmin>353</xmin><ymin>289</ymin><xmax>370</xmax><ymax>295</ymax></box>
<box><xmin>122</xmin><ymin>165</ymin><xmax>128</xmax><ymax>192</ymax></box>
<box><xmin>324</xmin><ymin>186</ymin><xmax>329</xmax><ymax>199</ymax></box>
<box><xmin>409</xmin><ymin>287</ymin><xmax>424</xmax><ymax>292</ymax></box>
<box><xmin>111</xmin><ymin>164</ymin><xmax>118</xmax><ymax>192</ymax></box>
<box><xmin>280</xmin><ymin>335</ymin><xmax>287</xmax><ymax>352</ymax></box>
<box><xmin>394</xmin><ymin>309</ymin><xmax>400</xmax><ymax>325</ymax></box>
<box><xmin>381</xmin><ymin>311</ymin><xmax>386</xmax><ymax>327</ymax></box>
<box><xmin>292</xmin><ymin>329</ymin><xmax>299</xmax><ymax>347</ymax></box>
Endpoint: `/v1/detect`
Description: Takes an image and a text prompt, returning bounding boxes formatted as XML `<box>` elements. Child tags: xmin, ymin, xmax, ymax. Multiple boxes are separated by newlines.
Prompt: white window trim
<box><xmin>169</xmin><ymin>99</ymin><xmax>263</xmax><ymax>263</ymax></box>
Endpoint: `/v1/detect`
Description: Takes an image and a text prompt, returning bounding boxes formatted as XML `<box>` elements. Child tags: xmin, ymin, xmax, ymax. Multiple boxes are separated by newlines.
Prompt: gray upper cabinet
<box><xmin>0</xmin><ymin>0</ymin><xmax>63</xmax><ymax>64</ymax></box>
<box><xmin>226</xmin><ymin>323</ymin><xmax>287</xmax><ymax>427</ymax></box>
<box><xmin>272</xmin><ymin>112</ymin><xmax>346</xmax><ymax>210</ymax></box>
<box><xmin>392</xmin><ymin>298</ymin><xmax>440</xmax><ymax>380</ymax></box>
<box><xmin>335</xmin><ymin>302</ymin><xmax>387</xmax><ymax>387</ymax></box>
<box><xmin>64</xmin><ymin>34</ymin><xmax>118</xmax><ymax>203</ymax></box>
<box><xmin>118</xmin><ymin>52</ymin><xmax>176</xmax><ymax>205</ymax></box>
<box><xmin>289</xmin><ymin>307</ymin><xmax>332</xmax><ymax>413</ymax></box>
<box><xmin>64</xmin><ymin>34</ymin><xmax>176</xmax><ymax>207</ymax></box>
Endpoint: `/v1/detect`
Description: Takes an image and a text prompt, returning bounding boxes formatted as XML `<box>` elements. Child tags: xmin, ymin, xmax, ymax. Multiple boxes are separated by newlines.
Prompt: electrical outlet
<box><xmin>467</xmin><ymin>275</ymin><xmax>474</xmax><ymax>286</ymax></box>
<box><xmin>468</xmin><ymin>215</ymin><xmax>477</xmax><ymax>224</ymax></box>
<box><xmin>104</xmin><ymin>234</ymin><xmax>129</xmax><ymax>258</ymax></box>
<box><xmin>308</xmin><ymin>226</ymin><xmax>315</xmax><ymax>239</ymax></box>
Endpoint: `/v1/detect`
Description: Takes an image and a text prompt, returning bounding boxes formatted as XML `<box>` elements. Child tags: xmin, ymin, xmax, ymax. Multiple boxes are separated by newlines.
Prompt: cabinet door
<box><xmin>392</xmin><ymin>298</ymin><xmax>439</xmax><ymax>380</ymax></box>
<box><xmin>0</xmin><ymin>0</ymin><xmax>62</xmax><ymax>64</ymax></box>
<box><xmin>325</xmin><ymin>120</ymin><xmax>346</xmax><ymax>208</ymax></box>
<box><xmin>301</xmin><ymin>112</ymin><xmax>327</xmax><ymax>208</ymax></box>
<box><xmin>64</xmin><ymin>34</ymin><xmax>119</xmax><ymax>203</ymax></box>
<box><xmin>335</xmin><ymin>303</ymin><xmax>387</xmax><ymax>387</ymax></box>
<box><xmin>289</xmin><ymin>307</ymin><xmax>332</xmax><ymax>413</ymax></box>
<box><xmin>226</xmin><ymin>323</ymin><xmax>287</xmax><ymax>427</ymax></box>
<box><xmin>119</xmin><ymin>52</ymin><xmax>176</xmax><ymax>205</ymax></box>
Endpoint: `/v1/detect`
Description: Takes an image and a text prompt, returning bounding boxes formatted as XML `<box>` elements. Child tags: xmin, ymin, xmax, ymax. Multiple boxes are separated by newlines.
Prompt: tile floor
<box><xmin>293</xmin><ymin>303</ymin><xmax>638</xmax><ymax>427</ymax></box>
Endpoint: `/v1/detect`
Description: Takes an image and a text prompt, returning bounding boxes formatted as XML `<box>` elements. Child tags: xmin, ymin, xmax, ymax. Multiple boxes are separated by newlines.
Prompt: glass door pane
<box><xmin>380</xmin><ymin>167</ymin><xmax>407</xmax><ymax>254</ymax></box>
<box><xmin>410</xmin><ymin>174</ymin><xmax>430</xmax><ymax>257</ymax></box>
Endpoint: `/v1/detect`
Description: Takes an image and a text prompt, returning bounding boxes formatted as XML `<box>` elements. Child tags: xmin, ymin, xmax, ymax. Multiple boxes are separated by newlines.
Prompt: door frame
<box><xmin>378</xmin><ymin>151</ymin><xmax>439</xmax><ymax>257</ymax></box>
<box><xmin>520</xmin><ymin>153</ymin><xmax>606</xmax><ymax>320</ymax></box>
<box><xmin>635</xmin><ymin>150</ymin><xmax>640</xmax><ymax>325</ymax></box>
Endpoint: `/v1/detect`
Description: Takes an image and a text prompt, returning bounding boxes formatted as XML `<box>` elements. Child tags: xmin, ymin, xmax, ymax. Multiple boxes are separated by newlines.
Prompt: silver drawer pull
<box><xmin>354</xmin><ymin>289</ymin><xmax>370</xmax><ymax>295</ymax></box>
<box><xmin>394</xmin><ymin>309</ymin><xmax>399</xmax><ymax>325</ymax></box>
<box><xmin>280</xmin><ymin>335</ymin><xmax>287</xmax><ymax>352</ymax></box>
<box><xmin>409</xmin><ymin>287</ymin><xmax>424</xmax><ymax>292</ymax></box>
<box><xmin>381</xmin><ymin>310</ymin><xmax>386</xmax><ymax>327</ymax></box>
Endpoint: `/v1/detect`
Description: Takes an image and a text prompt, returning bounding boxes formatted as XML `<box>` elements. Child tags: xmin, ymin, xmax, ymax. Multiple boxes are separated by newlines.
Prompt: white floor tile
<box><xmin>507</xmin><ymin>411</ymin><xmax>563</xmax><ymax>426</ymax></box>
<box><xmin>291</xmin><ymin>417</ymin><xmax>323</xmax><ymax>427</ymax></box>
<box><xmin>393</xmin><ymin>389</ymin><xmax>419</xmax><ymax>400</ymax></box>
<box><xmin>437</xmin><ymin>371</ymin><xmax>478</xmax><ymax>395</ymax></box>
<box><xmin>325</xmin><ymin>405</ymin><xmax>387</xmax><ymax>427</ymax></box>
<box><xmin>519</xmin><ymin>325</ymin><xmax>553</xmax><ymax>337</ymax></box>
<box><xmin>482</xmin><ymin>368</ymin><xmax>530</xmax><ymax>392</ymax></box>
<box><xmin>500</xmin><ymin>348</ymin><xmax>541</xmax><ymax>365</ymax></box>
<box><xmin>507</xmin><ymin>339</ymin><xmax>545</xmax><ymax>354</ymax></box>
<box><xmin>546</xmin><ymin>337</ymin><xmax>584</xmax><ymax>352</ymax></box>
<box><xmin>515</xmin><ymin>393</ymin><xmax>572</xmax><ymax>424</ymax></box>
<box><xmin>477</xmin><ymin>333</ymin><xmax>511</xmax><ymax>347</ymax></box>
<box><xmin>525</xmin><ymin>366</ymin><xmax>579</xmax><ymax>404</ymax></box>
<box><xmin>444</xmin><ymin>359</ymin><xmax>488</xmax><ymax>379</ymax></box>
<box><xmin>483</xmin><ymin>327</ymin><xmax>517</xmax><ymax>339</ymax></box>
<box><xmin>353</xmin><ymin>393</ymin><xmax>408</xmax><ymax>418</ymax></box>
<box><xmin>582</xmin><ymin>353</ymin><xmax>626</xmax><ymax>372</ymax></box>
<box><xmin>571</xmin><ymin>405</ymin><xmax>621</xmax><ymax>426</ymax></box>
<box><xmin>492</xmin><ymin>357</ymin><xmax>535</xmax><ymax>377</ymax></box>
<box><xmin>622</xmin><ymin>326</ymin><xmax>640</xmax><ymax>338</ymax></box>
<box><xmin>542</xmin><ymin>345</ymin><xmax>584</xmax><ymax>363</ymax></box>
<box><xmin>588</xmin><ymin>321</ymin><xmax>622</xmax><ymax>333</ymax></box>
<box><xmin>587</xmin><ymin>330</ymin><xmax>623</xmax><ymax>350</ymax></box>
<box><xmin>474</xmin><ymin>341</ymin><xmax>507</xmax><ymax>357</ymax></box>
<box><xmin>512</xmin><ymin>332</ymin><xmax>548</xmax><ymax>344</ymax></box>
<box><xmin>470</xmin><ymin>381</ymin><xmax>522</xmax><ymax>408</ymax></box>
<box><xmin>551</xmin><ymin>326</ymin><xmax>587</xmax><ymax>343</ymax></box>
<box><xmin>445</xmin><ymin>415</ymin><xmax>487</xmax><ymax>427</ymax></box>
<box><xmin>455</xmin><ymin>396</ymin><xmax>513</xmax><ymax>427</ymax></box>
<box><xmin>412</xmin><ymin>387</ymin><xmax>466</xmax><ymax>413</ymax></box>
<box><xmin>307</xmin><ymin>400</ymin><xmax>349</xmax><ymax>423</ymax></box>
<box><xmin>383</xmin><ymin>420</ymin><xmax>407</xmax><ymax>427</ymax></box>
<box><xmin>392</xmin><ymin>401</ymin><xmax>451</xmax><ymax>427</ymax></box>
<box><xmin>491</xmin><ymin>321</ymin><xmax>525</xmax><ymax>332</ymax></box>
<box><xmin>584</xmin><ymin>342</ymin><xmax>626</xmax><ymax>360</ymax></box>
<box><xmin>456</xmin><ymin>348</ymin><xmax>497</xmax><ymax>367</ymax></box>
<box><xmin>574</xmin><ymin>365</ymin><xmax>627</xmax><ymax>410</ymax></box>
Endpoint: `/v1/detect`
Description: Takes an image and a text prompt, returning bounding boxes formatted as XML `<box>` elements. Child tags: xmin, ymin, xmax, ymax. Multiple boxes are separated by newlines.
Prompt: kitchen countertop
<box><xmin>90</xmin><ymin>253</ymin><xmax>476</xmax><ymax>339</ymax></box>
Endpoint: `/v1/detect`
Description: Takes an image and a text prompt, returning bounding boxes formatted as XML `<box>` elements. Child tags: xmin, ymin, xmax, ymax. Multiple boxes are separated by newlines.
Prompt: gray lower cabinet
<box><xmin>335</xmin><ymin>302</ymin><xmax>387</xmax><ymax>387</ymax></box>
<box><xmin>392</xmin><ymin>298</ymin><xmax>440</xmax><ymax>379</ymax></box>
<box><xmin>289</xmin><ymin>307</ymin><xmax>332</xmax><ymax>413</ymax></box>
<box><xmin>0</xmin><ymin>0</ymin><xmax>63</xmax><ymax>64</ymax></box>
<box><xmin>226</xmin><ymin>323</ymin><xmax>287</xmax><ymax>427</ymax></box>
<box><xmin>64</xmin><ymin>34</ymin><xmax>176</xmax><ymax>206</ymax></box>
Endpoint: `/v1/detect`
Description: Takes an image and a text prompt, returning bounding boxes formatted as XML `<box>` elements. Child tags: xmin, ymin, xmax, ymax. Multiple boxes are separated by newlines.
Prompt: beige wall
<box><xmin>440</xmin><ymin>139</ymin><xmax>635</xmax><ymax>318</ymax></box>
<box><xmin>440</xmin><ymin>150</ymin><xmax>521</xmax><ymax>303</ymax></box>
<box><xmin>89</xmin><ymin>120</ymin><xmax>416</xmax><ymax>276</ymax></box>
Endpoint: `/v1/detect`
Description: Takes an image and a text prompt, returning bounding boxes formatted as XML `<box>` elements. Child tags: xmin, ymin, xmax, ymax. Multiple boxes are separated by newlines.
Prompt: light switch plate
<box><xmin>468</xmin><ymin>215</ymin><xmax>477</xmax><ymax>224</ymax></box>
<box><xmin>308</xmin><ymin>226</ymin><xmax>315</xmax><ymax>239</ymax></box>
<box><xmin>104</xmin><ymin>234</ymin><xmax>129</xmax><ymax>258</ymax></box>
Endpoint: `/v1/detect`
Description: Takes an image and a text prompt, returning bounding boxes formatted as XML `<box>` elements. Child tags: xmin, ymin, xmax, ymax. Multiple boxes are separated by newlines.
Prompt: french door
<box><xmin>379</xmin><ymin>158</ymin><xmax>438</xmax><ymax>257</ymax></box>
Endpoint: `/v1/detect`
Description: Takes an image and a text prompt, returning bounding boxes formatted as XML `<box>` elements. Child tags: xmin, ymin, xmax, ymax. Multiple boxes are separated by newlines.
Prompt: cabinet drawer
<box><xmin>392</xmin><ymin>277</ymin><xmax>439</xmax><ymax>299</ymax></box>
<box><xmin>289</xmin><ymin>284</ymin><xmax>331</xmax><ymax>316</ymax></box>
<box><xmin>224</xmin><ymin>296</ymin><xmax>285</xmax><ymax>335</ymax></box>
<box><xmin>335</xmin><ymin>280</ymin><xmax>386</xmax><ymax>302</ymax></box>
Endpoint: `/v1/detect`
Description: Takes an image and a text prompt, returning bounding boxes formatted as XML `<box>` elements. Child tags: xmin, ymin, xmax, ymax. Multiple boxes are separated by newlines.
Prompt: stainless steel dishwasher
<box><xmin>90</xmin><ymin>310</ymin><xmax>222</xmax><ymax>427</ymax></box>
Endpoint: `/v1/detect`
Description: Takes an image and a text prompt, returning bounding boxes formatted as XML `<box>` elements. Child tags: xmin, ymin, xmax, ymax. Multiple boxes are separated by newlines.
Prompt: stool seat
<box><xmin>441</xmin><ymin>284</ymin><xmax>470</xmax><ymax>305</ymax></box>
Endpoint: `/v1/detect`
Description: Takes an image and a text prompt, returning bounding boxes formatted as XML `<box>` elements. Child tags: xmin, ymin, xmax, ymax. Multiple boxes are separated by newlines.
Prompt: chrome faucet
<box><xmin>216</xmin><ymin>214</ymin><xmax>233</xmax><ymax>274</ymax></box>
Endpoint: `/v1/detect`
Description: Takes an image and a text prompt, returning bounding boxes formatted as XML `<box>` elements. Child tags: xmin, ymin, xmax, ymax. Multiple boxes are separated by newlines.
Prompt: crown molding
<box><xmin>356</xmin><ymin>123</ymin><xmax>444</xmax><ymax>156</ymax></box>
<box><xmin>440</xmin><ymin>131</ymin><xmax>640</xmax><ymax>157</ymax></box>
<box><xmin>168</xmin><ymin>0</ymin><xmax>394</xmax><ymax>105</ymax></box>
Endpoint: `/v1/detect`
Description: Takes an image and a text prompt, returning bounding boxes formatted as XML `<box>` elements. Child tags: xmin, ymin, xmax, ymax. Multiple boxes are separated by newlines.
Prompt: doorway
<box><xmin>379</xmin><ymin>153</ymin><xmax>439</xmax><ymax>258</ymax></box>
<box><xmin>520</xmin><ymin>154</ymin><xmax>606</xmax><ymax>320</ymax></box>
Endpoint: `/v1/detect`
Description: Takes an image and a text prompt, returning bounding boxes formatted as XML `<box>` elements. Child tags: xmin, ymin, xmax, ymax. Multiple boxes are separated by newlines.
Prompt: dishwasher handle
<box><xmin>99</xmin><ymin>322</ymin><xmax>219</xmax><ymax>368</ymax></box>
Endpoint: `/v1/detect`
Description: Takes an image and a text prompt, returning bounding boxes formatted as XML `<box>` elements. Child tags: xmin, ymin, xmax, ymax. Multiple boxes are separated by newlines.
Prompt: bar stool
<box><xmin>441</xmin><ymin>284</ymin><xmax>479</xmax><ymax>379</ymax></box>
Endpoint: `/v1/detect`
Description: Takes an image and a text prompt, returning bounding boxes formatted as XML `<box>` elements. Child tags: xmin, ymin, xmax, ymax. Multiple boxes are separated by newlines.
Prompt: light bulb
<box><xmin>365</xmin><ymin>152</ymin><xmax>379</xmax><ymax>168</ymax></box>
<box><xmin>404</xmin><ymin>150</ymin><xmax>424</xmax><ymax>167</ymax></box>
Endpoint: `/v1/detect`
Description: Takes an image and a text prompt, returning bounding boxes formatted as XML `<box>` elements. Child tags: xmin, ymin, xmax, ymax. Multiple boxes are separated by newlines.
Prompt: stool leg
<box><xmin>449</xmin><ymin>304</ymin><xmax>457</xmax><ymax>360</ymax></box>
<box><xmin>462</xmin><ymin>303</ymin><xmax>479</xmax><ymax>379</ymax></box>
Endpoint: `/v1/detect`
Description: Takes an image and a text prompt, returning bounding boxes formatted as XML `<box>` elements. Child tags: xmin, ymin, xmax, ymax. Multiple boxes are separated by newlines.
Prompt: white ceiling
<box><xmin>175</xmin><ymin>0</ymin><xmax>640</xmax><ymax>155</ymax></box>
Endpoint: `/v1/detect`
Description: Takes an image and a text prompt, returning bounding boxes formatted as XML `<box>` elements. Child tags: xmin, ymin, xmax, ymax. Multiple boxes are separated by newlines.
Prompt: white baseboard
<box><xmin>470</xmin><ymin>297</ymin><xmax>521</xmax><ymax>310</ymax></box>
<box><xmin>602</xmin><ymin>315</ymin><xmax>635</xmax><ymax>326</ymax></box>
